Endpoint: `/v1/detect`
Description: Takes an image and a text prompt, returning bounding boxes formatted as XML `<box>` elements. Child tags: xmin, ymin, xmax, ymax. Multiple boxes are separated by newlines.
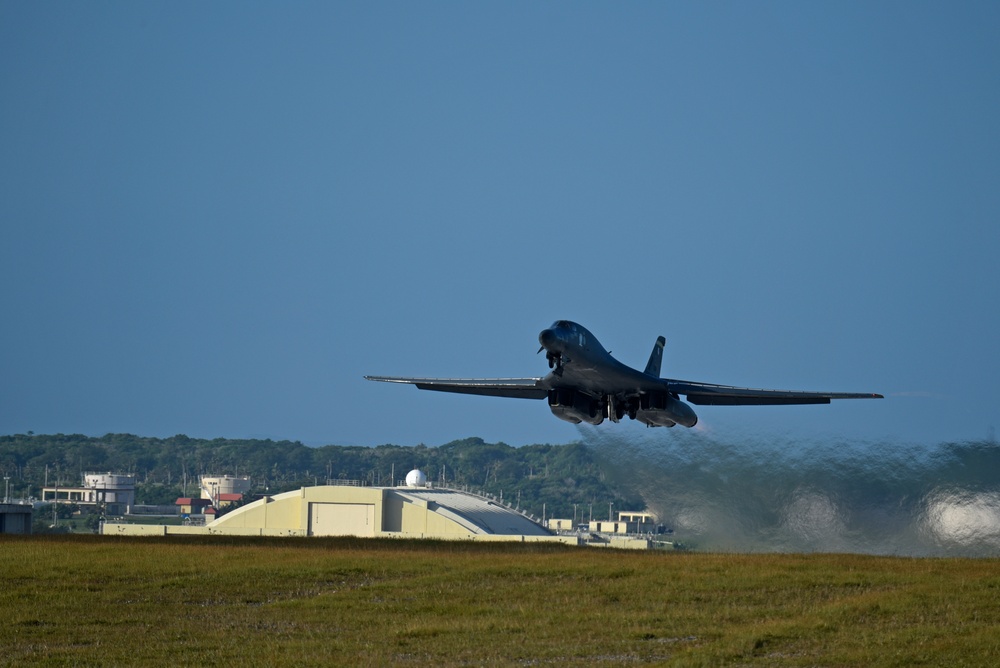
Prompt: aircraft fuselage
<box><xmin>537</xmin><ymin>321</ymin><xmax>697</xmax><ymax>427</ymax></box>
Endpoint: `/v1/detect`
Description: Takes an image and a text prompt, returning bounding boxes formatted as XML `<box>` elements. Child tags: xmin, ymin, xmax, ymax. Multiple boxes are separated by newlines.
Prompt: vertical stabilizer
<box><xmin>644</xmin><ymin>336</ymin><xmax>666</xmax><ymax>377</ymax></box>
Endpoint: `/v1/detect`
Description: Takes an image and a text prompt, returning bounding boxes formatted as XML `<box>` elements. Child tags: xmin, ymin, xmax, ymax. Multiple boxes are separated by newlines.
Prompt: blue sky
<box><xmin>2</xmin><ymin>3</ymin><xmax>998</xmax><ymax>447</ymax></box>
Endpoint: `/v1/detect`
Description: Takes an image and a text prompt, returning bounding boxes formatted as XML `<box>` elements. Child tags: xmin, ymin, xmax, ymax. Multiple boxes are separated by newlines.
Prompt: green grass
<box><xmin>2</xmin><ymin>535</ymin><xmax>999</xmax><ymax>666</ymax></box>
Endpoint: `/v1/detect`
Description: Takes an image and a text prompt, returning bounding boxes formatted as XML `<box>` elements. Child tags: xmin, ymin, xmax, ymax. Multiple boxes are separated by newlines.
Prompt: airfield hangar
<box><xmin>103</xmin><ymin>470</ymin><xmax>574</xmax><ymax>544</ymax></box>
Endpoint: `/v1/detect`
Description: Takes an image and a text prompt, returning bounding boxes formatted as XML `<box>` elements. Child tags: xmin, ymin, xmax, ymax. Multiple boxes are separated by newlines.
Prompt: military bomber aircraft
<box><xmin>365</xmin><ymin>320</ymin><xmax>882</xmax><ymax>428</ymax></box>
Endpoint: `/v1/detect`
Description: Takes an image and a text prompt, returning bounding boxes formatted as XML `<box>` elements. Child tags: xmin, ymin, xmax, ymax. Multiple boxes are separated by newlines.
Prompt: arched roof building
<box><xmin>103</xmin><ymin>471</ymin><xmax>575</xmax><ymax>544</ymax></box>
<box><xmin>207</xmin><ymin>484</ymin><xmax>552</xmax><ymax>539</ymax></box>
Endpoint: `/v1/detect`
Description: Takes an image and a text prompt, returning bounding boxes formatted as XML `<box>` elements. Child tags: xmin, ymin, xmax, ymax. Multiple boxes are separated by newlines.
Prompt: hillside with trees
<box><xmin>0</xmin><ymin>433</ymin><xmax>642</xmax><ymax>521</ymax></box>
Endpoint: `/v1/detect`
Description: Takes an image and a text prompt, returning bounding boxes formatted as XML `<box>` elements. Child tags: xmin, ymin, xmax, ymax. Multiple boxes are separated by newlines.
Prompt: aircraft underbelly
<box><xmin>552</xmin><ymin>363</ymin><xmax>659</xmax><ymax>396</ymax></box>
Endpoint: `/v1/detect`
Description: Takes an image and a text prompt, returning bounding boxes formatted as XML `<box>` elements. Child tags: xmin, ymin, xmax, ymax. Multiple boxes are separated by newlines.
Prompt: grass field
<box><xmin>2</xmin><ymin>535</ymin><xmax>998</xmax><ymax>666</ymax></box>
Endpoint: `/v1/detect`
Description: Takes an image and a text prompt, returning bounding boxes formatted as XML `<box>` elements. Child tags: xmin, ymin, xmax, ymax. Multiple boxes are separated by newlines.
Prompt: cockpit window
<box><xmin>554</xmin><ymin>320</ymin><xmax>574</xmax><ymax>331</ymax></box>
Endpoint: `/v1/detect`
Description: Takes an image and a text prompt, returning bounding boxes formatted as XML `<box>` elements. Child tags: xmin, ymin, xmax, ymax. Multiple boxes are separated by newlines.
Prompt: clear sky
<box><xmin>2</xmin><ymin>2</ymin><xmax>998</xmax><ymax>447</ymax></box>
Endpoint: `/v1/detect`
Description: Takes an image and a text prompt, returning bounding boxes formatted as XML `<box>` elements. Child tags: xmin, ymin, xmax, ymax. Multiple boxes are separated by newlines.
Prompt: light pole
<box><xmin>3</xmin><ymin>476</ymin><xmax>9</xmax><ymax>503</ymax></box>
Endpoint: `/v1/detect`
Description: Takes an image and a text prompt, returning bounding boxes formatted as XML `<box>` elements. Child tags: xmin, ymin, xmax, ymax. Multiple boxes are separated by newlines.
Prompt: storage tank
<box><xmin>83</xmin><ymin>473</ymin><xmax>135</xmax><ymax>504</ymax></box>
<box><xmin>200</xmin><ymin>475</ymin><xmax>252</xmax><ymax>501</ymax></box>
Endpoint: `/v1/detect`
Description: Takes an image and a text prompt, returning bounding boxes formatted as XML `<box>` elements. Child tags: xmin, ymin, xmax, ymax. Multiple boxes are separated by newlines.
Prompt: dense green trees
<box><xmin>0</xmin><ymin>434</ymin><xmax>642</xmax><ymax>520</ymax></box>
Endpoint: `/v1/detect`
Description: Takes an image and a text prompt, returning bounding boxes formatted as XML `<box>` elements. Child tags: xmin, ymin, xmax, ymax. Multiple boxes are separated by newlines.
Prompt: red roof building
<box><xmin>175</xmin><ymin>497</ymin><xmax>212</xmax><ymax>515</ymax></box>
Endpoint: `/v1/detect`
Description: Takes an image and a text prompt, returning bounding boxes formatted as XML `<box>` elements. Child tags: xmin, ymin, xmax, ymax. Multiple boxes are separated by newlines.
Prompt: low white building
<box><xmin>41</xmin><ymin>472</ymin><xmax>135</xmax><ymax>515</ymax></box>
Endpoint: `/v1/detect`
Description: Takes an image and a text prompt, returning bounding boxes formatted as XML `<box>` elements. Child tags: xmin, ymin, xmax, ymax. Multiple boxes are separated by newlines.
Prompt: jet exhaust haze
<box><xmin>580</xmin><ymin>424</ymin><xmax>1000</xmax><ymax>556</ymax></box>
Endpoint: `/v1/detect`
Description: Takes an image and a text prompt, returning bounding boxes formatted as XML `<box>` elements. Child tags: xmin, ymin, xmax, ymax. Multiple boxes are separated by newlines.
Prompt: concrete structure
<box><xmin>589</xmin><ymin>511</ymin><xmax>660</xmax><ymax>536</ymax></box>
<box><xmin>103</xmin><ymin>469</ymin><xmax>575</xmax><ymax>544</ymax></box>
<box><xmin>199</xmin><ymin>475</ymin><xmax>251</xmax><ymax>504</ymax></box>
<box><xmin>41</xmin><ymin>472</ymin><xmax>135</xmax><ymax>515</ymax></box>
<box><xmin>618</xmin><ymin>511</ymin><xmax>658</xmax><ymax>530</ymax></box>
<box><xmin>1</xmin><ymin>503</ymin><xmax>32</xmax><ymax>534</ymax></box>
<box><xmin>591</xmin><ymin>536</ymin><xmax>654</xmax><ymax>550</ymax></box>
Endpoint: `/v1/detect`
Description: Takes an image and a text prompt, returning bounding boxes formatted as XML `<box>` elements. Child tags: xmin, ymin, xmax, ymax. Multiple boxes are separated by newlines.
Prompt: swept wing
<box><xmin>666</xmin><ymin>379</ymin><xmax>883</xmax><ymax>406</ymax></box>
<box><xmin>364</xmin><ymin>376</ymin><xmax>548</xmax><ymax>400</ymax></box>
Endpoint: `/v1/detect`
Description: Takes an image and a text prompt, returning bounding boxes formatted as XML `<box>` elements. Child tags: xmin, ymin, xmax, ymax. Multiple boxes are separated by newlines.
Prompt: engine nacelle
<box><xmin>634</xmin><ymin>392</ymin><xmax>698</xmax><ymax>428</ymax></box>
<box><xmin>547</xmin><ymin>388</ymin><xmax>604</xmax><ymax>425</ymax></box>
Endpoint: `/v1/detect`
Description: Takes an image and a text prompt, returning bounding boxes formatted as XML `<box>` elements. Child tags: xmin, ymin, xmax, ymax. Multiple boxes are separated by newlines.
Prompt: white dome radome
<box><xmin>405</xmin><ymin>469</ymin><xmax>427</xmax><ymax>487</ymax></box>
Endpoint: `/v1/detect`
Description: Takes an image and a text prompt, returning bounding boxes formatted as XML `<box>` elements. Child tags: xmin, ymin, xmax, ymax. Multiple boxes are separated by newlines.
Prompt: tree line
<box><xmin>0</xmin><ymin>433</ymin><xmax>643</xmax><ymax>521</ymax></box>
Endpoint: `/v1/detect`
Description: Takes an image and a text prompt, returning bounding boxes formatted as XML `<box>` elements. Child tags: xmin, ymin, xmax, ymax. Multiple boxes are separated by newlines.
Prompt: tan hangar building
<box><xmin>103</xmin><ymin>470</ymin><xmax>576</xmax><ymax>544</ymax></box>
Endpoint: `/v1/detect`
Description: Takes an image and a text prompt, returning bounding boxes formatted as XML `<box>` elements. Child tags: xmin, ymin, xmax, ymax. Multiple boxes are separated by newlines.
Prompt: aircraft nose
<box><xmin>538</xmin><ymin>328</ymin><xmax>557</xmax><ymax>349</ymax></box>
